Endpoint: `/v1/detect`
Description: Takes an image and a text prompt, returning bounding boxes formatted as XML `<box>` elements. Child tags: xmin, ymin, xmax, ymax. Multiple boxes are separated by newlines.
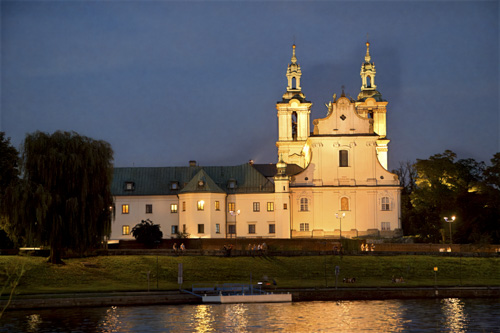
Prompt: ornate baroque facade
<box><xmin>110</xmin><ymin>43</ymin><xmax>402</xmax><ymax>241</ymax></box>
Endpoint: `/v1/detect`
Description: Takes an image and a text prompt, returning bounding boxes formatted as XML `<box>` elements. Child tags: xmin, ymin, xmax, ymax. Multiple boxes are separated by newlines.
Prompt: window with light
<box><xmin>122</xmin><ymin>225</ymin><xmax>130</xmax><ymax>235</ymax></box>
<box><xmin>122</xmin><ymin>204</ymin><xmax>129</xmax><ymax>214</ymax></box>
<box><xmin>341</xmin><ymin>197</ymin><xmax>349</xmax><ymax>211</ymax></box>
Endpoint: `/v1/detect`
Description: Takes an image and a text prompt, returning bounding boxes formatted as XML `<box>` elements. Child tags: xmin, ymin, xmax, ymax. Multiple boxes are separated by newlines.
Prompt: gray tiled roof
<box><xmin>112</xmin><ymin>163</ymin><xmax>275</xmax><ymax>196</ymax></box>
<box><xmin>179</xmin><ymin>169</ymin><xmax>225</xmax><ymax>194</ymax></box>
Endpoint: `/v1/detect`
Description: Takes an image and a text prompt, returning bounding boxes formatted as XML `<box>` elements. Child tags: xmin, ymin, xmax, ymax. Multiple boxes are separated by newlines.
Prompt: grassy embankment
<box><xmin>0</xmin><ymin>255</ymin><xmax>499</xmax><ymax>295</ymax></box>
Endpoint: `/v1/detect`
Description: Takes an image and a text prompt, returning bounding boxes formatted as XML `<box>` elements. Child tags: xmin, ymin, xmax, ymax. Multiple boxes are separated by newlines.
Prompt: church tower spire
<box><xmin>359</xmin><ymin>41</ymin><xmax>377</xmax><ymax>94</ymax></box>
<box><xmin>354</xmin><ymin>40</ymin><xmax>390</xmax><ymax>169</ymax></box>
<box><xmin>287</xmin><ymin>45</ymin><xmax>300</xmax><ymax>90</ymax></box>
<box><xmin>276</xmin><ymin>44</ymin><xmax>312</xmax><ymax>168</ymax></box>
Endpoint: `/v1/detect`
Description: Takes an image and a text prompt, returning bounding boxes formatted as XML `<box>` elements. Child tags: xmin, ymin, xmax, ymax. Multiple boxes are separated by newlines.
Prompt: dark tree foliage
<box><xmin>408</xmin><ymin>150</ymin><xmax>499</xmax><ymax>244</ymax></box>
<box><xmin>0</xmin><ymin>132</ymin><xmax>19</xmax><ymax>248</ymax></box>
<box><xmin>132</xmin><ymin>219</ymin><xmax>163</xmax><ymax>248</ymax></box>
<box><xmin>392</xmin><ymin>161</ymin><xmax>417</xmax><ymax>236</ymax></box>
<box><xmin>6</xmin><ymin>131</ymin><xmax>114</xmax><ymax>263</ymax></box>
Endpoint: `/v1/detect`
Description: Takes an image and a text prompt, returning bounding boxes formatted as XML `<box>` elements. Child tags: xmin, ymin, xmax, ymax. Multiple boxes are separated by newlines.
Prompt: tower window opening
<box><xmin>292</xmin><ymin>77</ymin><xmax>297</xmax><ymax>89</ymax></box>
<box><xmin>339</xmin><ymin>150</ymin><xmax>349</xmax><ymax>167</ymax></box>
<box><xmin>368</xmin><ymin>111</ymin><xmax>374</xmax><ymax>119</ymax></box>
<box><xmin>366</xmin><ymin>76</ymin><xmax>372</xmax><ymax>88</ymax></box>
<box><xmin>292</xmin><ymin>112</ymin><xmax>298</xmax><ymax>140</ymax></box>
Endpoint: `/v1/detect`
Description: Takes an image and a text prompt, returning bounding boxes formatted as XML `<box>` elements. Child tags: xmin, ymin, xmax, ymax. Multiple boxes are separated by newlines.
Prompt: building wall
<box><xmin>111</xmin><ymin>192</ymin><xmax>291</xmax><ymax>240</ymax></box>
<box><xmin>112</xmin><ymin>195</ymin><xmax>179</xmax><ymax>240</ymax></box>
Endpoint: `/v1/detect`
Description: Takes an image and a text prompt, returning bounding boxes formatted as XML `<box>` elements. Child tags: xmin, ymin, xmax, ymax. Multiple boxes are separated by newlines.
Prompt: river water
<box><xmin>1</xmin><ymin>298</ymin><xmax>499</xmax><ymax>332</ymax></box>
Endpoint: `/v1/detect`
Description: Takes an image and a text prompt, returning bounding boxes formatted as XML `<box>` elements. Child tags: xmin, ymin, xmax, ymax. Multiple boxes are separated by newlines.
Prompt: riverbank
<box><xmin>2</xmin><ymin>255</ymin><xmax>499</xmax><ymax>295</ymax></box>
<box><xmin>3</xmin><ymin>287</ymin><xmax>499</xmax><ymax>310</ymax></box>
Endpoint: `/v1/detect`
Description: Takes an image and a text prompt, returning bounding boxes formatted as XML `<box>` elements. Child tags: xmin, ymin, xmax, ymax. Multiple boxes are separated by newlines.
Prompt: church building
<box><xmin>110</xmin><ymin>43</ymin><xmax>401</xmax><ymax>241</ymax></box>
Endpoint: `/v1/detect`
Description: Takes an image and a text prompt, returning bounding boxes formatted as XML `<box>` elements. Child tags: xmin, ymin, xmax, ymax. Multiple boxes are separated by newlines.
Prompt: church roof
<box><xmin>112</xmin><ymin>163</ymin><xmax>275</xmax><ymax>196</ymax></box>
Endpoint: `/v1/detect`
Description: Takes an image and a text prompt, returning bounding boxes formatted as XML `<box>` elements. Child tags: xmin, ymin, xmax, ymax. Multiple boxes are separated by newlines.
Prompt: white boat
<box><xmin>202</xmin><ymin>293</ymin><xmax>292</xmax><ymax>303</ymax></box>
<box><xmin>186</xmin><ymin>283</ymin><xmax>292</xmax><ymax>304</ymax></box>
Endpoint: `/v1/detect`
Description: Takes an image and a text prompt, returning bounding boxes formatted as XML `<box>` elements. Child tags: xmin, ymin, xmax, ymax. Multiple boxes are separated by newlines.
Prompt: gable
<box><xmin>313</xmin><ymin>97</ymin><xmax>372</xmax><ymax>136</ymax></box>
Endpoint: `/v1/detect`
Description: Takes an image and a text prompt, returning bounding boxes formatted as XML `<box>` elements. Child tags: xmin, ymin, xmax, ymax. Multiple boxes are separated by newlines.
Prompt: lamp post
<box><xmin>443</xmin><ymin>216</ymin><xmax>456</xmax><ymax>245</ymax></box>
<box><xmin>434</xmin><ymin>266</ymin><xmax>438</xmax><ymax>287</ymax></box>
<box><xmin>229</xmin><ymin>209</ymin><xmax>240</xmax><ymax>238</ymax></box>
<box><xmin>335</xmin><ymin>212</ymin><xmax>345</xmax><ymax>240</ymax></box>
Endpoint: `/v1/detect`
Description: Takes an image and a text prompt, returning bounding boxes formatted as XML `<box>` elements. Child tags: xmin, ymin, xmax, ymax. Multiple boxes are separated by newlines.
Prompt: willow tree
<box><xmin>11</xmin><ymin>131</ymin><xmax>114</xmax><ymax>264</ymax></box>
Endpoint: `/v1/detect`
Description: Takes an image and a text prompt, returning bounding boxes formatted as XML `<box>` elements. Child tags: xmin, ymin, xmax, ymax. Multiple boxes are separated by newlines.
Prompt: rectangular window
<box><xmin>228</xmin><ymin>224</ymin><xmax>236</xmax><ymax>235</ymax></box>
<box><xmin>198</xmin><ymin>224</ymin><xmax>205</xmax><ymax>234</ymax></box>
<box><xmin>122</xmin><ymin>225</ymin><xmax>130</xmax><ymax>235</ymax></box>
<box><xmin>183</xmin><ymin>224</ymin><xmax>186</xmax><ymax>233</ymax></box>
<box><xmin>215</xmin><ymin>224</ymin><xmax>220</xmax><ymax>234</ymax></box>
<box><xmin>248</xmin><ymin>224</ymin><xmax>256</xmax><ymax>234</ymax></box>
<box><xmin>171</xmin><ymin>204</ymin><xmax>178</xmax><ymax>213</ymax></box>
<box><xmin>171</xmin><ymin>225</ymin><xmax>178</xmax><ymax>234</ymax></box>
<box><xmin>381</xmin><ymin>197</ymin><xmax>390</xmax><ymax>211</ymax></box>
<box><xmin>124</xmin><ymin>182</ymin><xmax>134</xmax><ymax>191</ymax></box>
<box><xmin>267</xmin><ymin>202</ymin><xmax>274</xmax><ymax>212</ymax></box>
<box><xmin>339</xmin><ymin>150</ymin><xmax>348</xmax><ymax>167</ymax></box>
<box><xmin>228</xmin><ymin>202</ymin><xmax>235</xmax><ymax>212</ymax></box>
<box><xmin>253</xmin><ymin>202</ymin><xmax>260</xmax><ymax>212</ymax></box>
<box><xmin>197</xmin><ymin>200</ymin><xmax>205</xmax><ymax>211</ymax></box>
<box><xmin>283</xmin><ymin>203</ymin><xmax>288</xmax><ymax>210</ymax></box>
<box><xmin>182</xmin><ymin>201</ymin><xmax>186</xmax><ymax>211</ymax></box>
<box><xmin>381</xmin><ymin>222</ymin><xmax>391</xmax><ymax>231</ymax></box>
<box><xmin>122</xmin><ymin>204</ymin><xmax>129</xmax><ymax>214</ymax></box>
<box><xmin>300</xmin><ymin>223</ymin><xmax>309</xmax><ymax>232</ymax></box>
<box><xmin>215</xmin><ymin>201</ymin><xmax>220</xmax><ymax>211</ymax></box>
<box><xmin>269</xmin><ymin>224</ymin><xmax>276</xmax><ymax>234</ymax></box>
<box><xmin>145</xmin><ymin>204</ymin><xmax>153</xmax><ymax>214</ymax></box>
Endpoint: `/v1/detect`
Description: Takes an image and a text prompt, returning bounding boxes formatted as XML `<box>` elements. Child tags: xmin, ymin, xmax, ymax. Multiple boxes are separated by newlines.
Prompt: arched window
<box><xmin>366</xmin><ymin>76</ymin><xmax>372</xmax><ymax>88</ymax></box>
<box><xmin>292</xmin><ymin>112</ymin><xmax>298</xmax><ymax>140</ymax></box>
<box><xmin>339</xmin><ymin>150</ymin><xmax>348</xmax><ymax>167</ymax></box>
<box><xmin>300</xmin><ymin>198</ymin><xmax>309</xmax><ymax>211</ymax></box>
<box><xmin>292</xmin><ymin>77</ymin><xmax>297</xmax><ymax>89</ymax></box>
<box><xmin>341</xmin><ymin>197</ymin><xmax>349</xmax><ymax>211</ymax></box>
<box><xmin>381</xmin><ymin>197</ymin><xmax>390</xmax><ymax>211</ymax></box>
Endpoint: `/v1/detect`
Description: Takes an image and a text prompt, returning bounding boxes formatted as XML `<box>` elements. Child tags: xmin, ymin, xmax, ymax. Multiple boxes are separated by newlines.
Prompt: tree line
<box><xmin>393</xmin><ymin>150</ymin><xmax>500</xmax><ymax>244</ymax></box>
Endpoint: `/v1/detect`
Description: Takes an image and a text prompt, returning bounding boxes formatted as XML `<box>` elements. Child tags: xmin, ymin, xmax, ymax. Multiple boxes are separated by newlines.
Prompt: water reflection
<box><xmin>98</xmin><ymin>306</ymin><xmax>122</xmax><ymax>333</ymax></box>
<box><xmin>26</xmin><ymin>314</ymin><xmax>42</xmax><ymax>332</ymax></box>
<box><xmin>441</xmin><ymin>298</ymin><xmax>468</xmax><ymax>332</ymax></box>
<box><xmin>1</xmin><ymin>298</ymin><xmax>498</xmax><ymax>332</ymax></box>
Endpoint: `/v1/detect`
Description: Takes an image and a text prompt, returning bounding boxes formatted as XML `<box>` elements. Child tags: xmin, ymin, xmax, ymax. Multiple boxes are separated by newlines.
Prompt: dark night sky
<box><xmin>1</xmin><ymin>1</ymin><xmax>498</xmax><ymax>170</ymax></box>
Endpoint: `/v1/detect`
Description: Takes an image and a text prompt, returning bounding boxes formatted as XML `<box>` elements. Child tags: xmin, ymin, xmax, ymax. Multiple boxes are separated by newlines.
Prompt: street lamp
<box><xmin>443</xmin><ymin>216</ymin><xmax>456</xmax><ymax>245</ymax></box>
<box><xmin>434</xmin><ymin>266</ymin><xmax>438</xmax><ymax>287</ymax></box>
<box><xmin>335</xmin><ymin>212</ymin><xmax>345</xmax><ymax>240</ymax></box>
<box><xmin>229</xmin><ymin>209</ymin><xmax>240</xmax><ymax>238</ymax></box>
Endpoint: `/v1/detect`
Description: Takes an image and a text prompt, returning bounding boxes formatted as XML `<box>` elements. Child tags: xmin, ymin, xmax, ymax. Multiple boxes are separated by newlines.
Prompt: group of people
<box><xmin>172</xmin><ymin>242</ymin><xmax>186</xmax><ymax>254</ymax></box>
<box><xmin>247</xmin><ymin>242</ymin><xmax>268</xmax><ymax>255</ymax></box>
<box><xmin>361</xmin><ymin>243</ymin><xmax>375</xmax><ymax>252</ymax></box>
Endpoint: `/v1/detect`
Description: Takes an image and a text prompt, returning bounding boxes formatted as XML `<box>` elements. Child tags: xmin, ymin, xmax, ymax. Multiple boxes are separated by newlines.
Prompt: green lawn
<box><xmin>1</xmin><ymin>255</ymin><xmax>499</xmax><ymax>295</ymax></box>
